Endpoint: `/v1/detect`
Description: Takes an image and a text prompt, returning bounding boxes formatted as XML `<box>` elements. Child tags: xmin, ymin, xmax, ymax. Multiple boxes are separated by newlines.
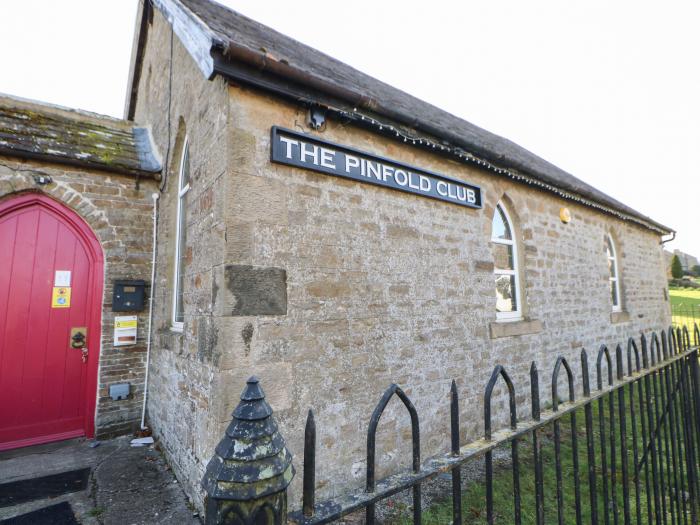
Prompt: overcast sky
<box><xmin>1</xmin><ymin>1</ymin><xmax>698</xmax><ymax>256</ymax></box>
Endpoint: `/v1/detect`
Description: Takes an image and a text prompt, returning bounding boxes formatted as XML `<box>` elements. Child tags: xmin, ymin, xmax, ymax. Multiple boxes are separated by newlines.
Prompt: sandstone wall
<box><xmin>129</xmin><ymin>7</ymin><xmax>230</xmax><ymax>508</ymax></box>
<box><xmin>213</xmin><ymin>86</ymin><xmax>671</xmax><ymax>507</ymax></box>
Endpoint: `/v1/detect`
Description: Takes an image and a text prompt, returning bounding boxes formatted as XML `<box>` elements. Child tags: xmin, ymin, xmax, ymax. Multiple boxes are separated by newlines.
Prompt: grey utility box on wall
<box><xmin>109</xmin><ymin>383</ymin><xmax>130</xmax><ymax>401</ymax></box>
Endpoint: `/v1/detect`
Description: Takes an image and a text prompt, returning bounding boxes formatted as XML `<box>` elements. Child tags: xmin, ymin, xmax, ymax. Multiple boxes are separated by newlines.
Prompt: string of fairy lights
<box><xmin>327</xmin><ymin>106</ymin><xmax>667</xmax><ymax>235</ymax></box>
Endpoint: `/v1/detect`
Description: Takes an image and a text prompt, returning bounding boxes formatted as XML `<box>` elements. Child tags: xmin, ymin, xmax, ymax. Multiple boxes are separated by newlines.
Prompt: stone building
<box><xmin>0</xmin><ymin>0</ymin><xmax>675</xmax><ymax>515</ymax></box>
<box><xmin>121</xmin><ymin>0</ymin><xmax>674</xmax><ymax>510</ymax></box>
<box><xmin>665</xmin><ymin>248</ymin><xmax>699</xmax><ymax>277</ymax></box>
<box><xmin>0</xmin><ymin>94</ymin><xmax>160</xmax><ymax>446</ymax></box>
<box><xmin>674</xmin><ymin>249</ymin><xmax>699</xmax><ymax>273</ymax></box>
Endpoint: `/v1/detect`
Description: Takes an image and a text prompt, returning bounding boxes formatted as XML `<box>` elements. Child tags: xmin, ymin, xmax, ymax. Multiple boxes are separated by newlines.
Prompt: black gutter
<box><xmin>661</xmin><ymin>231</ymin><xmax>677</xmax><ymax>245</ymax></box>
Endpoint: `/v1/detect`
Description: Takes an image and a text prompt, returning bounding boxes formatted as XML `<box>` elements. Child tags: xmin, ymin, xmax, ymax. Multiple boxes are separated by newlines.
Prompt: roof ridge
<box><xmin>0</xmin><ymin>92</ymin><xmax>132</xmax><ymax>127</ymax></box>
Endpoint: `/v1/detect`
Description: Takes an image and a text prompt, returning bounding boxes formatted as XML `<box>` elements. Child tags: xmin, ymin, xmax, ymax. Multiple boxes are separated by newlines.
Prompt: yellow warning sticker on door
<box><xmin>51</xmin><ymin>287</ymin><xmax>71</xmax><ymax>308</ymax></box>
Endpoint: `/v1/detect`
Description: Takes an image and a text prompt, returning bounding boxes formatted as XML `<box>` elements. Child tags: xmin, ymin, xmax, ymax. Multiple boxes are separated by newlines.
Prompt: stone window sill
<box><xmin>489</xmin><ymin>319</ymin><xmax>543</xmax><ymax>339</ymax></box>
<box><xmin>611</xmin><ymin>311</ymin><xmax>630</xmax><ymax>324</ymax></box>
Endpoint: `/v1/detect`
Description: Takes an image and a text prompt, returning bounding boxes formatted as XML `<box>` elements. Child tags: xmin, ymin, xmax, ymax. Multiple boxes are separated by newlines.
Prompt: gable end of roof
<box><xmin>150</xmin><ymin>0</ymin><xmax>224</xmax><ymax>79</ymax></box>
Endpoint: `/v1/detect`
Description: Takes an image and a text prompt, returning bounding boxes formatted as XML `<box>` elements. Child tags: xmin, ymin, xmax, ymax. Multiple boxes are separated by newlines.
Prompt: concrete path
<box><xmin>0</xmin><ymin>436</ymin><xmax>201</xmax><ymax>524</ymax></box>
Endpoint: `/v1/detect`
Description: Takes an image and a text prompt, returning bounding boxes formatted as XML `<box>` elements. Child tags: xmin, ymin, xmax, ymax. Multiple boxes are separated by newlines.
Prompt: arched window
<box><xmin>605</xmin><ymin>234</ymin><xmax>621</xmax><ymax>312</ymax></box>
<box><xmin>492</xmin><ymin>202</ymin><xmax>521</xmax><ymax>320</ymax></box>
<box><xmin>172</xmin><ymin>137</ymin><xmax>190</xmax><ymax>331</ymax></box>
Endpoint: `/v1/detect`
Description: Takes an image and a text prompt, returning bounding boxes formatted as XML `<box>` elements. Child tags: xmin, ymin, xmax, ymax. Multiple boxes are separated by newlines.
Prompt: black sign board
<box><xmin>270</xmin><ymin>127</ymin><xmax>482</xmax><ymax>209</ymax></box>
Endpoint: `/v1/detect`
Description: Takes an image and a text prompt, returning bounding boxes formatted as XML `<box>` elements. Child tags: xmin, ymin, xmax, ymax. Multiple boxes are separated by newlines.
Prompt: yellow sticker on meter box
<box><xmin>51</xmin><ymin>287</ymin><xmax>71</xmax><ymax>308</ymax></box>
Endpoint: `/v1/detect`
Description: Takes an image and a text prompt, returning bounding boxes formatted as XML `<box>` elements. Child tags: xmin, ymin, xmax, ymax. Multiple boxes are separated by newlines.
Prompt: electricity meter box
<box><xmin>112</xmin><ymin>280</ymin><xmax>146</xmax><ymax>312</ymax></box>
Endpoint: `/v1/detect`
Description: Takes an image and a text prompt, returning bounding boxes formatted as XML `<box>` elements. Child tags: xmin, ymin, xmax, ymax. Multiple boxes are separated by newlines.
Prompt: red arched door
<box><xmin>0</xmin><ymin>193</ymin><xmax>103</xmax><ymax>450</ymax></box>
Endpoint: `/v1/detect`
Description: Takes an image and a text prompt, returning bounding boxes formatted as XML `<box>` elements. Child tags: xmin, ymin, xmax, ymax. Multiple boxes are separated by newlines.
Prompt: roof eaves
<box><xmin>0</xmin><ymin>146</ymin><xmax>161</xmax><ymax>179</ymax></box>
<box><xmin>331</xmin><ymin>105</ymin><xmax>674</xmax><ymax>235</ymax></box>
<box><xmin>157</xmin><ymin>0</ymin><xmax>673</xmax><ymax>235</ymax></box>
<box><xmin>211</xmin><ymin>52</ymin><xmax>674</xmax><ymax>236</ymax></box>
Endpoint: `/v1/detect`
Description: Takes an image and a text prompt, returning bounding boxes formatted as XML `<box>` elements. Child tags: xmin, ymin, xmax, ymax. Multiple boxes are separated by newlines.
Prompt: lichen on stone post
<box><xmin>202</xmin><ymin>376</ymin><xmax>295</xmax><ymax>525</ymax></box>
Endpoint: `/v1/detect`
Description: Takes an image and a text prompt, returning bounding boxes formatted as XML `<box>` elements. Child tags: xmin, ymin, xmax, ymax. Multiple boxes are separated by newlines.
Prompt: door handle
<box><xmin>70</xmin><ymin>328</ymin><xmax>88</xmax><ymax>363</ymax></box>
<box><xmin>70</xmin><ymin>327</ymin><xmax>87</xmax><ymax>349</ymax></box>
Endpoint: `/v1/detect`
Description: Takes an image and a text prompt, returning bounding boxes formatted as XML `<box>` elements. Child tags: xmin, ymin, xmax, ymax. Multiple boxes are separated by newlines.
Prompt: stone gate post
<box><xmin>202</xmin><ymin>376</ymin><xmax>295</xmax><ymax>524</ymax></box>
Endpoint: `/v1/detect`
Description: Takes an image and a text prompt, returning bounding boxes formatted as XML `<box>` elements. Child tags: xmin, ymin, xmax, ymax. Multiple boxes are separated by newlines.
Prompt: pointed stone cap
<box><xmin>202</xmin><ymin>377</ymin><xmax>295</xmax><ymax>501</ymax></box>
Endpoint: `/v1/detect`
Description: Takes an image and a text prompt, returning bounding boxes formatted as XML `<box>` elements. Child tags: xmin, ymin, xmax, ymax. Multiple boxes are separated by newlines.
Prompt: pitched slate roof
<box><xmin>149</xmin><ymin>0</ymin><xmax>670</xmax><ymax>233</ymax></box>
<box><xmin>0</xmin><ymin>94</ymin><xmax>161</xmax><ymax>178</ymax></box>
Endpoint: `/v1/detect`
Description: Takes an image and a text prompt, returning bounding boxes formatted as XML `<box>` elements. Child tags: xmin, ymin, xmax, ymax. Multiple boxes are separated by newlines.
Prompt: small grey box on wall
<box><xmin>109</xmin><ymin>383</ymin><xmax>130</xmax><ymax>401</ymax></box>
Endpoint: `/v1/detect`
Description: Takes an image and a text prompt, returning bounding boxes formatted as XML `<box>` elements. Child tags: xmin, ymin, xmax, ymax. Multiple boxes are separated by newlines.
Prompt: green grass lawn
<box><xmin>387</xmin><ymin>383</ymin><xmax>693</xmax><ymax>524</ymax></box>
<box><xmin>669</xmin><ymin>286</ymin><xmax>700</xmax><ymax>330</ymax></box>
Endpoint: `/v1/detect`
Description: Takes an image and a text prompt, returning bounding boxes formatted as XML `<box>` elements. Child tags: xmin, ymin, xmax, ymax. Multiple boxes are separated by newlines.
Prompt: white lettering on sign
<box><xmin>345</xmin><ymin>155</ymin><xmax>360</xmax><ymax>172</ymax></box>
<box><xmin>300</xmin><ymin>142</ymin><xmax>319</xmax><ymax>164</ymax></box>
<box><xmin>420</xmin><ymin>175</ymin><xmax>431</xmax><ymax>192</ymax></box>
<box><xmin>279</xmin><ymin>136</ymin><xmax>298</xmax><ymax>159</ymax></box>
<box><xmin>270</xmin><ymin>127</ymin><xmax>482</xmax><ymax>209</ymax></box>
<box><xmin>381</xmin><ymin>165</ymin><xmax>394</xmax><ymax>182</ymax></box>
<box><xmin>394</xmin><ymin>169</ymin><xmax>408</xmax><ymax>186</ymax></box>
<box><xmin>320</xmin><ymin>147</ymin><xmax>336</xmax><ymax>169</ymax></box>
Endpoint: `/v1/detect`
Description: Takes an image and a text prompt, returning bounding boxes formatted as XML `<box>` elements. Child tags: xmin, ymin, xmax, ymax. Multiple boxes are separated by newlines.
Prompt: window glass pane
<box><xmin>493</xmin><ymin>243</ymin><xmax>514</xmax><ymax>271</ymax></box>
<box><xmin>496</xmin><ymin>274</ymin><xmax>517</xmax><ymax>313</ymax></box>
<box><xmin>611</xmin><ymin>280</ymin><xmax>619</xmax><ymax>307</ymax></box>
<box><xmin>174</xmin><ymin>189</ymin><xmax>187</xmax><ymax>323</ymax></box>
<box><xmin>608</xmin><ymin>257</ymin><xmax>616</xmax><ymax>278</ymax></box>
<box><xmin>174</xmin><ymin>143</ymin><xmax>189</xmax><ymax>325</ymax></box>
<box><xmin>605</xmin><ymin>236</ymin><xmax>613</xmax><ymax>258</ymax></box>
<box><xmin>492</xmin><ymin>205</ymin><xmax>512</xmax><ymax>240</ymax></box>
<box><xmin>180</xmin><ymin>145</ymin><xmax>190</xmax><ymax>189</ymax></box>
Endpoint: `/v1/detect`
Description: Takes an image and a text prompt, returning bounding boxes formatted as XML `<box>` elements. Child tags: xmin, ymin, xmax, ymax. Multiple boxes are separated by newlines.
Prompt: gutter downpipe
<box><xmin>661</xmin><ymin>231</ymin><xmax>676</xmax><ymax>245</ymax></box>
<box><xmin>141</xmin><ymin>192</ymin><xmax>159</xmax><ymax>430</ymax></box>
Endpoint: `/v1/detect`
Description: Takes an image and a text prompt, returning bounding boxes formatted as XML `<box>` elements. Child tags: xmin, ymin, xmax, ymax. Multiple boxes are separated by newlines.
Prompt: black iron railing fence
<box><xmin>203</xmin><ymin>324</ymin><xmax>700</xmax><ymax>525</ymax></box>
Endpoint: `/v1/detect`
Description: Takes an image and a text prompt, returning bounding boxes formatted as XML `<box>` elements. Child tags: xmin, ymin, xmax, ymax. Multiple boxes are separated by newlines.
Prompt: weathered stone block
<box><xmin>226</xmin><ymin>171</ymin><xmax>288</xmax><ymax>226</ymax></box>
<box><xmin>211</xmin><ymin>363</ymin><xmax>293</xmax><ymax>424</ymax></box>
<box><xmin>223</xmin><ymin>264</ymin><xmax>287</xmax><ymax>316</ymax></box>
<box><xmin>489</xmin><ymin>319</ymin><xmax>544</xmax><ymax>339</ymax></box>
